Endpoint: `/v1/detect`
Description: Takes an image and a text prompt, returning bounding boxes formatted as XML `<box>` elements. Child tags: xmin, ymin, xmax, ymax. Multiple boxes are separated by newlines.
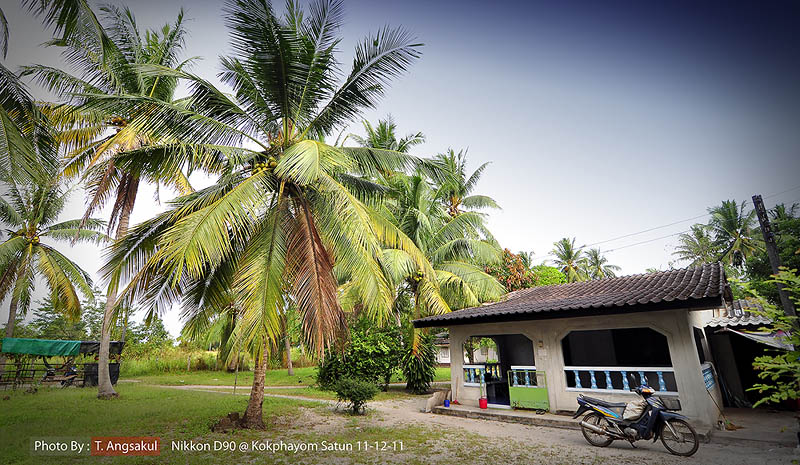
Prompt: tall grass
<box><xmin>120</xmin><ymin>347</ymin><xmax>248</xmax><ymax>377</ymax></box>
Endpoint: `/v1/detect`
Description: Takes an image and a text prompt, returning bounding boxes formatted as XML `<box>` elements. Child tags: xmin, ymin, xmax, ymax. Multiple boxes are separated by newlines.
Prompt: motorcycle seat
<box><xmin>581</xmin><ymin>396</ymin><xmax>627</xmax><ymax>409</ymax></box>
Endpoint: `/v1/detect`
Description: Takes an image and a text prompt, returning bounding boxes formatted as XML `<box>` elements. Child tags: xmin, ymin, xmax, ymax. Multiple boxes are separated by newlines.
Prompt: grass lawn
<box><xmin>0</xmin><ymin>383</ymin><xmax>477</xmax><ymax>465</ymax></box>
<box><xmin>131</xmin><ymin>366</ymin><xmax>451</xmax><ymax>387</ymax></box>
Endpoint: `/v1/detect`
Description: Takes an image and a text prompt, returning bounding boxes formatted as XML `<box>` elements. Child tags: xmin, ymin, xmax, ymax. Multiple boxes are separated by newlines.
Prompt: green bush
<box><xmin>532</xmin><ymin>265</ymin><xmax>567</xmax><ymax>286</ymax></box>
<box><xmin>401</xmin><ymin>332</ymin><xmax>437</xmax><ymax>394</ymax></box>
<box><xmin>316</xmin><ymin>319</ymin><xmax>402</xmax><ymax>390</ymax></box>
<box><xmin>334</xmin><ymin>378</ymin><xmax>379</xmax><ymax>414</ymax></box>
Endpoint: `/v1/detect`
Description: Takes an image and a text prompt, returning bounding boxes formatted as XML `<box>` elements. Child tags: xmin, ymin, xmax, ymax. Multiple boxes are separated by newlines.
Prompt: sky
<box><xmin>2</xmin><ymin>0</ymin><xmax>800</xmax><ymax>337</ymax></box>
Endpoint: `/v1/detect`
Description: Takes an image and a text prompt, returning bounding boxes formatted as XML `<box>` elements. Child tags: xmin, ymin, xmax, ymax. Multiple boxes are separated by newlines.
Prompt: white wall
<box><xmin>447</xmin><ymin>308</ymin><xmax>720</xmax><ymax>434</ymax></box>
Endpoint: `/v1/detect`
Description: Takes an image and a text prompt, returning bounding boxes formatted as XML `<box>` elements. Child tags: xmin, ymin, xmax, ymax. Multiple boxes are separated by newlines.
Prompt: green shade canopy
<box><xmin>1</xmin><ymin>338</ymin><xmax>81</xmax><ymax>356</ymax></box>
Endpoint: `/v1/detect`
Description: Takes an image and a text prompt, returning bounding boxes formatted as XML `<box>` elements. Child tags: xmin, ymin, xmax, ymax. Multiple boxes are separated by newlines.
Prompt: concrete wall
<box><xmin>447</xmin><ymin>308</ymin><xmax>720</xmax><ymax>434</ymax></box>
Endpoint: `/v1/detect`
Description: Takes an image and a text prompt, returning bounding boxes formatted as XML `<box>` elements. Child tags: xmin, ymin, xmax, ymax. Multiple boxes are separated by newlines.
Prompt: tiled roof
<box><xmin>706</xmin><ymin>299</ymin><xmax>771</xmax><ymax>327</ymax></box>
<box><xmin>414</xmin><ymin>263</ymin><xmax>731</xmax><ymax>327</ymax></box>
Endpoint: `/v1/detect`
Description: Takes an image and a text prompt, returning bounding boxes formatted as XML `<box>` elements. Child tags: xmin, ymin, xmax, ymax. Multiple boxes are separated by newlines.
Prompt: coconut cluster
<box><xmin>252</xmin><ymin>156</ymin><xmax>278</xmax><ymax>175</ymax></box>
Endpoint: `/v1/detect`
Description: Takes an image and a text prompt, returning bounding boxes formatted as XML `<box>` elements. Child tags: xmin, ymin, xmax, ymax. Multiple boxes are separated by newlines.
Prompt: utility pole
<box><xmin>752</xmin><ymin>194</ymin><xmax>796</xmax><ymax>317</ymax></box>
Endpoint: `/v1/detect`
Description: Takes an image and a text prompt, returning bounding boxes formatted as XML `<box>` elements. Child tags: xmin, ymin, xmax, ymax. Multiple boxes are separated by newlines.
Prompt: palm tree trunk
<box><xmin>243</xmin><ymin>338</ymin><xmax>268</xmax><ymax>429</ymax></box>
<box><xmin>97</xmin><ymin>197</ymin><xmax>136</xmax><ymax>399</ymax></box>
<box><xmin>0</xmin><ymin>298</ymin><xmax>19</xmax><ymax>378</ymax></box>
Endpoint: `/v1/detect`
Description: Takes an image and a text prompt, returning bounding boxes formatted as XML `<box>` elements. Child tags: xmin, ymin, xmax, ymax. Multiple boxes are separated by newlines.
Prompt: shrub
<box><xmin>334</xmin><ymin>378</ymin><xmax>379</xmax><ymax>414</ymax></box>
<box><xmin>401</xmin><ymin>332</ymin><xmax>437</xmax><ymax>394</ymax></box>
<box><xmin>316</xmin><ymin>320</ymin><xmax>402</xmax><ymax>390</ymax></box>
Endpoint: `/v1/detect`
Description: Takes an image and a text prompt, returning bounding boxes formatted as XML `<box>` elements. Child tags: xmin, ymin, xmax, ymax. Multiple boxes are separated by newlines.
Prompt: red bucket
<box><xmin>479</xmin><ymin>397</ymin><xmax>488</xmax><ymax>409</ymax></box>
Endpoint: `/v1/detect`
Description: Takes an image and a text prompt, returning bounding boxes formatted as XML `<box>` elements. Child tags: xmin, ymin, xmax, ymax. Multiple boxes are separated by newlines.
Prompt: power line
<box><xmin>577</xmin><ymin>183</ymin><xmax>800</xmax><ymax>250</ymax></box>
<box><xmin>526</xmin><ymin>184</ymin><xmax>800</xmax><ymax>261</ymax></box>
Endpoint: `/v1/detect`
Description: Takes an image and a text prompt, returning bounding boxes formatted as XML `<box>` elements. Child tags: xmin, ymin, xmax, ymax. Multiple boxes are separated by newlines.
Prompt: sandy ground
<box><xmin>162</xmin><ymin>385</ymin><xmax>799</xmax><ymax>465</ymax></box>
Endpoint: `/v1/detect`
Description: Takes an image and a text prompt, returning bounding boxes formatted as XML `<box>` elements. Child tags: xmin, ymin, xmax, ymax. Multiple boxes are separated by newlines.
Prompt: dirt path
<box><xmin>158</xmin><ymin>384</ymin><xmax>798</xmax><ymax>465</ymax></box>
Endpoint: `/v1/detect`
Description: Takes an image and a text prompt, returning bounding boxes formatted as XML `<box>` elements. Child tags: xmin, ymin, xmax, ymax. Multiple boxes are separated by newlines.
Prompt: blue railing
<box><xmin>463</xmin><ymin>363</ymin><xmax>501</xmax><ymax>386</ymax></box>
<box><xmin>509</xmin><ymin>365</ymin><xmax>546</xmax><ymax>387</ymax></box>
<box><xmin>563</xmin><ymin>366</ymin><xmax>677</xmax><ymax>395</ymax></box>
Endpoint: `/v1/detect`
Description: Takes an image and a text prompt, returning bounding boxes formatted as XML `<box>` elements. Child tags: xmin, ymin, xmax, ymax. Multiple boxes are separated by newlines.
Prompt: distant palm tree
<box><xmin>771</xmin><ymin>202</ymin><xmax>799</xmax><ymax>221</ymax></box>
<box><xmin>517</xmin><ymin>250</ymin><xmax>536</xmax><ymax>269</ymax></box>
<box><xmin>708</xmin><ymin>200</ymin><xmax>760</xmax><ymax>267</ymax></box>
<box><xmin>350</xmin><ymin>116</ymin><xmax>425</xmax><ymax>154</ymax></box>
<box><xmin>672</xmin><ymin>224</ymin><xmax>718</xmax><ymax>266</ymax></box>
<box><xmin>584</xmin><ymin>248</ymin><xmax>620</xmax><ymax>279</ymax></box>
<box><xmin>551</xmin><ymin>237</ymin><xmax>586</xmax><ymax>283</ymax></box>
<box><xmin>0</xmin><ymin>181</ymin><xmax>106</xmax><ymax>375</ymax></box>
<box><xmin>434</xmin><ymin>149</ymin><xmax>500</xmax><ymax>218</ymax></box>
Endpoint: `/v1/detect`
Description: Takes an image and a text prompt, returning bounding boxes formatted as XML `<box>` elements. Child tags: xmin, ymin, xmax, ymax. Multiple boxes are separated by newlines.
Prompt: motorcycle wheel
<box><xmin>660</xmin><ymin>419</ymin><xmax>699</xmax><ymax>457</ymax></box>
<box><xmin>581</xmin><ymin>412</ymin><xmax>614</xmax><ymax>447</ymax></box>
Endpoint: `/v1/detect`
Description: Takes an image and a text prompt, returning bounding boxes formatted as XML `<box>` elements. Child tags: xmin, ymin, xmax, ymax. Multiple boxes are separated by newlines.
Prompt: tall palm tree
<box><xmin>434</xmin><ymin>149</ymin><xmax>499</xmax><ymax>218</ymax></box>
<box><xmin>708</xmin><ymin>200</ymin><xmax>760</xmax><ymax>267</ymax></box>
<box><xmin>350</xmin><ymin>116</ymin><xmax>425</xmax><ymax>154</ymax></box>
<box><xmin>672</xmin><ymin>224</ymin><xmax>718</xmax><ymax>266</ymax></box>
<box><xmin>25</xmin><ymin>3</ymin><xmax>197</xmax><ymax>398</ymax></box>
<box><xmin>100</xmin><ymin>0</ymin><xmax>428</xmax><ymax>428</ymax></box>
<box><xmin>583</xmin><ymin>248</ymin><xmax>620</xmax><ymax>279</ymax></box>
<box><xmin>373</xmin><ymin>172</ymin><xmax>504</xmax><ymax>315</ymax></box>
<box><xmin>0</xmin><ymin>181</ymin><xmax>106</xmax><ymax>375</ymax></box>
<box><xmin>551</xmin><ymin>237</ymin><xmax>586</xmax><ymax>283</ymax></box>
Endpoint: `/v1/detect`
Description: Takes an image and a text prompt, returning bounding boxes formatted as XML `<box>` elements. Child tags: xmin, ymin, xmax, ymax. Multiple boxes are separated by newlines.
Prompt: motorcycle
<box><xmin>572</xmin><ymin>374</ymin><xmax>700</xmax><ymax>457</ymax></box>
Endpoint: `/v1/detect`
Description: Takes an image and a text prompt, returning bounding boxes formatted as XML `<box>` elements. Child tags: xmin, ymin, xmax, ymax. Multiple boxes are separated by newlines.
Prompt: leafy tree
<box><xmin>551</xmin><ymin>237</ymin><xmax>586</xmax><ymax>283</ymax></box>
<box><xmin>26</xmin><ymin>1</ymin><xmax>197</xmax><ymax>399</ymax></box>
<box><xmin>27</xmin><ymin>297</ymin><xmax>90</xmax><ymax>340</ymax></box>
<box><xmin>708</xmin><ymin>199</ymin><xmax>761</xmax><ymax>268</ymax></box>
<box><xmin>0</xmin><ymin>181</ymin><xmax>105</xmax><ymax>375</ymax></box>
<box><xmin>434</xmin><ymin>149</ymin><xmax>499</xmax><ymax>218</ymax></box>
<box><xmin>745</xmin><ymin>269</ymin><xmax>799</xmax><ymax>406</ymax></box>
<box><xmin>350</xmin><ymin>116</ymin><xmax>424</xmax><ymax>154</ymax></box>
<box><xmin>101</xmin><ymin>0</ymin><xmax>427</xmax><ymax>428</ymax></box>
<box><xmin>583</xmin><ymin>248</ymin><xmax>620</xmax><ymax>279</ymax></box>
<box><xmin>745</xmin><ymin>203</ymin><xmax>800</xmax><ymax>304</ymax></box>
<box><xmin>485</xmin><ymin>249</ymin><xmax>536</xmax><ymax>292</ymax></box>
<box><xmin>531</xmin><ymin>265</ymin><xmax>567</xmax><ymax>286</ymax></box>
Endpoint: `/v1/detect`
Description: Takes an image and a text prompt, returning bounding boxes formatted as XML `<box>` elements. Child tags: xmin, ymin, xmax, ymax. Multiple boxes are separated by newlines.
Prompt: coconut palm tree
<box><xmin>374</xmin><ymin>172</ymin><xmax>504</xmax><ymax>314</ymax></box>
<box><xmin>0</xmin><ymin>181</ymin><xmax>106</xmax><ymax>375</ymax></box>
<box><xmin>551</xmin><ymin>237</ymin><xmax>586</xmax><ymax>283</ymax></box>
<box><xmin>24</xmin><ymin>2</ymin><xmax>198</xmax><ymax>398</ymax></box>
<box><xmin>707</xmin><ymin>200</ymin><xmax>760</xmax><ymax>268</ymax></box>
<box><xmin>99</xmin><ymin>0</ymin><xmax>429</xmax><ymax>428</ymax></box>
<box><xmin>672</xmin><ymin>224</ymin><xmax>718</xmax><ymax>266</ymax></box>
<box><xmin>350</xmin><ymin>116</ymin><xmax>424</xmax><ymax>155</ymax></box>
<box><xmin>583</xmin><ymin>248</ymin><xmax>620</xmax><ymax>279</ymax></box>
<box><xmin>434</xmin><ymin>149</ymin><xmax>499</xmax><ymax>218</ymax></box>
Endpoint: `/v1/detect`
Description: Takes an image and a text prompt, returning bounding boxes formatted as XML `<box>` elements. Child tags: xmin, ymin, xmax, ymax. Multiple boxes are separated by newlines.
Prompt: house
<box><xmin>414</xmin><ymin>263</ymin><xmax>731</xmax><ymax>435</ymax></box>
